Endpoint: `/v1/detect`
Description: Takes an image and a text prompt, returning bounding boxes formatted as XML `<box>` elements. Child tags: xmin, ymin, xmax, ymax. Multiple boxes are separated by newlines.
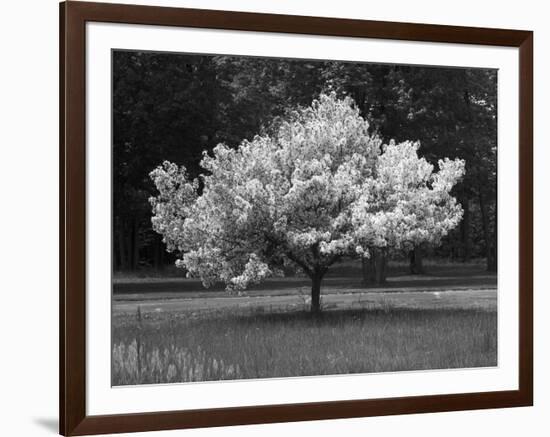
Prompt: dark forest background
<box><xmin>112</xmin><ymin>50</ymin><xmax>497</xmax><ymax>276</ymax></box>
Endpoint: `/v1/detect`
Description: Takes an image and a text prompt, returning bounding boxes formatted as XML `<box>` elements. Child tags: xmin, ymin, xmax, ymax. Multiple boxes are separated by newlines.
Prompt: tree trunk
<box><xmin>461</xmin><ymin>198</ymin><xmax>471</xmax><ymax>262</ymax></box>
<box><xmin>492</xmin><ymin>195</ymin><xmax>498</xmax><ymax>271</ymax></box>
<box><xmin>409</xmin><ymin>246</ymin><xmax>425</xmax><ymax>274</ymax></box>
<box><xmin>479</xmin><ymin>193</ymin><xmax>497</xmax><ymax>272</ymax></box>
<box><xmin>362</xmin><ymin>248</ymin><xmax>387</xmax><ymax>285</ymax></box>
<box><xmin>116</xmin><ymin>220</ymin><xmax>127</xmax><ymax>271</ymax></box>
<box><xmin>361</xmin><ymin>256</ymin><xmax>376</xmax><ymax>285</ymax></box>
<box><xmin>131</xmin><ymin>218</ymin><xmax>139</xmax><ymax>271</ymax></box>
<box><xmin>375</xmin><ymin>249</ymin><xmax>387</xmax><ymax>284</ymax></box>
<box><xmin>311</xmin><ymin>274</ymin><xmax>322</xmax><ymax>313</ymax></box>
<box><xmin>153</xmin><ymin>236</ymin><xmax>163</xmax><ymax>271</ymax></box>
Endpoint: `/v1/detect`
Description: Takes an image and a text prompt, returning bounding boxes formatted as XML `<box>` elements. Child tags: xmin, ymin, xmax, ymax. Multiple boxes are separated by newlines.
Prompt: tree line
<box><xmin>113</xmin><ymin>50</ymin><xmax>497</xmax><ymax>278</ymax></box>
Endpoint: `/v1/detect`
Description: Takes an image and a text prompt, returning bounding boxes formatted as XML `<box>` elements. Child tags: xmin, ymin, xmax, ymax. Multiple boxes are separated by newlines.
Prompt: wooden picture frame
<box><xmin>60</xmin><ymin>1</ymin><xmax>533</xmax><ymax>435</ymax></box>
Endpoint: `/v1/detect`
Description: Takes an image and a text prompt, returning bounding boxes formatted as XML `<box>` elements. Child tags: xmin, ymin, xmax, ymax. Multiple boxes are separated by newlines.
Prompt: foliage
<box><xmin>150</xmin><ymin>94</ymin><xmax>464</xmax><ymax>299</ymax></box>
<box><xmin>113</xmin><ymin>51</ymin><xmax>497</xmax><ymax>273</ymax></box>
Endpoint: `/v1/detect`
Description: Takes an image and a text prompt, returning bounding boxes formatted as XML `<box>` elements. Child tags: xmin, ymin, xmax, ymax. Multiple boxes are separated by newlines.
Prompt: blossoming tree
<box><xmin>150</xmin><ymin>93</ymin><xmax>465</xmax><ymax>312</ymax></box>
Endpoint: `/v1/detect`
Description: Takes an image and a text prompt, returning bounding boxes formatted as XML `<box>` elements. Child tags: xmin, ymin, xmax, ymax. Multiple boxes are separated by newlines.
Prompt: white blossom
<box><xmin>150</xmin><ymin>93</ymin><xmax>465</xmax><ymax>291</ymax></box>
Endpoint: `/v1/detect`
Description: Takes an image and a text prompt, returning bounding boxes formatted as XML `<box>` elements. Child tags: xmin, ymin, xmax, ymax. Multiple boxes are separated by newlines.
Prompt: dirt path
<box><xmin>113</xmin><ymin>288</ymin><xmax>497</xmax><ymax>316</ymax></box>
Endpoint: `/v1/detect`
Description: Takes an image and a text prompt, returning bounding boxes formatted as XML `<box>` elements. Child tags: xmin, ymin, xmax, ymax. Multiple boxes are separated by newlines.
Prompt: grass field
<box><xmin>112</xmin><ymin>290</ymin><xmax>497</xmax><ymax>385</ymax></box>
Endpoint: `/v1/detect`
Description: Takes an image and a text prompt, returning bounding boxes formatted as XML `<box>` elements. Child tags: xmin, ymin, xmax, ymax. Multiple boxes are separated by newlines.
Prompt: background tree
<box><xmin>150</xmin><ymin>94</ymin><xmax>465</xmax><ymax>312</ymax></box>
<box><xmin>328</xmin><ymin>65</ymin><xmax>497</xmax><ymax>275</ymax></box>
<box><xmin>113</xmin><ymin>51</ymin><xmax>496</xmax><ymax>275</ymax></box>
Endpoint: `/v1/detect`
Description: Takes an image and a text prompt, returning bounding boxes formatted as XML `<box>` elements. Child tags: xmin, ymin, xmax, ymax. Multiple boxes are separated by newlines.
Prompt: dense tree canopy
<box><xmin>150</xmin><ymin>94</ymin><xmax>464</xmax><ymax>312</ymax></box>
<box><xmin>113</xmin><ymin>51</ymin><xmax>497</xmax><ymax>275</ymax></box>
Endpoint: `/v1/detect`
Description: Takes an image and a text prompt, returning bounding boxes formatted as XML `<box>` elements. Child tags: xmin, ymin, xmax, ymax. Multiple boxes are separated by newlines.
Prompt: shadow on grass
<box><xmin>220</xmin><ymin>306</ymin><xmax>493</xmax><ymax>327</ymax></box>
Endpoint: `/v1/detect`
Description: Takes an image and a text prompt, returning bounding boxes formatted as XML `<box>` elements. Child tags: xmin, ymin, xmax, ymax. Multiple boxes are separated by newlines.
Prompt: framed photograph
<box><xmin>60</xmin><ymin>1</ymin><xmax>533</xmax><ymax>435</ymax></box>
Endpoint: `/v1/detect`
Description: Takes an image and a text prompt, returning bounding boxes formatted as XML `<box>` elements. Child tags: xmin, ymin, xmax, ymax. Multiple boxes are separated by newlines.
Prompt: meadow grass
<box><xmin>112</xmin><ymin>306</ymin><xmax>497</xmax><ymax>385</ymax></box>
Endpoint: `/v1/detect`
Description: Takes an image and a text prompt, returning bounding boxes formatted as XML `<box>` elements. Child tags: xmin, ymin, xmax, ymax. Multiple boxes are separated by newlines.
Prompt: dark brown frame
<box><xmin>60</xmin><ymin>1</ymin><xmax>533</xmax><ymax>435</ymax></box>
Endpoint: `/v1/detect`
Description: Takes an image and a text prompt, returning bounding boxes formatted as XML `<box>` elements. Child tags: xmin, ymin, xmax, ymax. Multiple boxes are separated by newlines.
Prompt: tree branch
<box><xmin>285</xmin><ymin>251</ymin><xmax>313</xmax><ymax>278</ymax></box>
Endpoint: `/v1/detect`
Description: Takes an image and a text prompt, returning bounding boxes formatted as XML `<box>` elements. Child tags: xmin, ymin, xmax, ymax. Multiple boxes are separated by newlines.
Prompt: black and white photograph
<box><xmin>111</xmin><ymin>50</ymin><xmax>498</xmax><ymax>386</ymax></box>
